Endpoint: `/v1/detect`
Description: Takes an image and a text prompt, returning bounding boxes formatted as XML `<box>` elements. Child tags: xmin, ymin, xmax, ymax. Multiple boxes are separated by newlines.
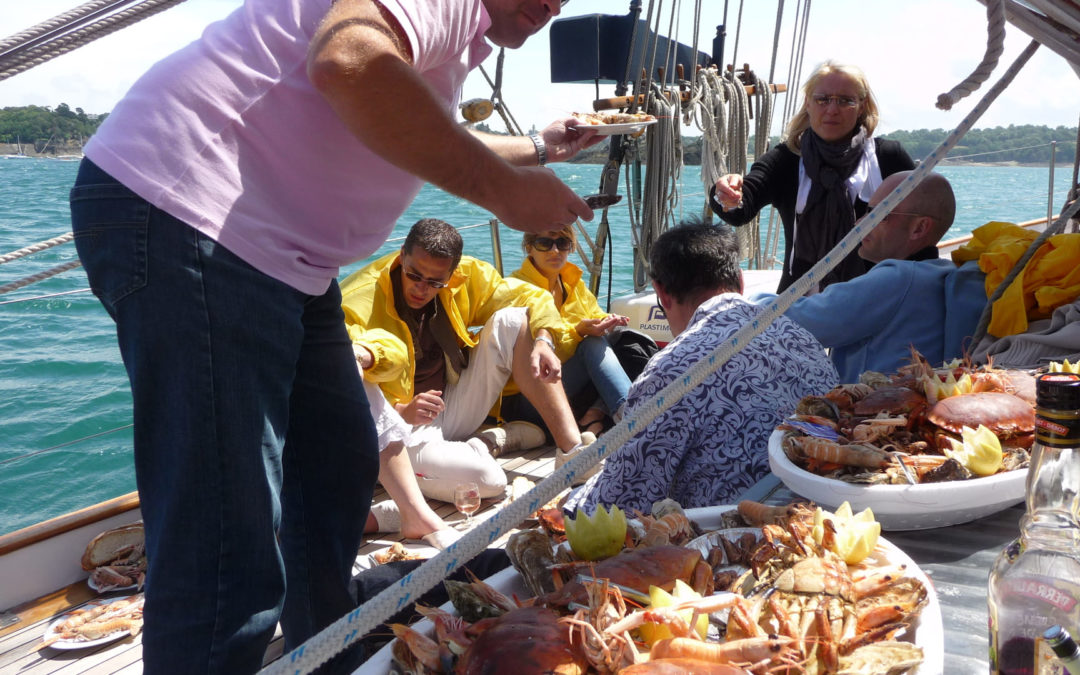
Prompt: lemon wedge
<box><xmin>923</xmin><ymin>370</ymin><xmax>973</xmax><ymax>401</ymax></box>
<box><xmin>812</xmin><ymin>501</ymin><xmax>881</xmax><ymax>564</ymax></box>
<box><xmin>637</xmin><ymin>580</ymin><xmax>708</xmax><ymax>645</ymax></box>
<box><xmin>944</xmin><ymin>424</ymin><xmax>1003</xmax><ymax>476</ymax></box>
<box><xmin>1050</xmin><ymin>359</ymin><xmax>1080</xmax><ymax>374</ymax></box>
<box><xmin>564</xmin><ymin>504</ymin><xmax>627</xmax><ymax>561</ymax></box>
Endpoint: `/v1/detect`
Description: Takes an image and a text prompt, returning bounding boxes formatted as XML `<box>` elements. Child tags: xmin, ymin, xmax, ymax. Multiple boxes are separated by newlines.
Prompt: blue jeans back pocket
<box><xmin>70</xmin><ymin>180</ymin><xmax>150</xmax><ymax>312</ymax></box>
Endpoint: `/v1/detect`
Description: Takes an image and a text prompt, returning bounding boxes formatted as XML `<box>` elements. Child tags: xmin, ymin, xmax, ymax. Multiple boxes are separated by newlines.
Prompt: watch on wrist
<box><xmin>529</xmin><ymin>132</ymin><xmax>547</xmax><ymax>166</ymax></box>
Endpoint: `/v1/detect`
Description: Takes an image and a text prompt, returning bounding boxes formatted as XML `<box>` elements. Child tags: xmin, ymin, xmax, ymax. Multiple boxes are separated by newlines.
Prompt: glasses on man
<box><xmin>810</xmin><ymin>94</ymin><xmax>860</xmax><ymax>109</ymax></box>
<box><xmin>531</xmin><ymin>236</ymin><xmax>574</xmax><ymax>252</ymax></box>
<box><xmin>864</xmin><ymin>206</ymin><xmax>925</xmax><ymax>220</ymax></box>
<box><xmin>404</xmin><ymin>269</ymin><xmax>449</xmax><ymax>289</ymax></box>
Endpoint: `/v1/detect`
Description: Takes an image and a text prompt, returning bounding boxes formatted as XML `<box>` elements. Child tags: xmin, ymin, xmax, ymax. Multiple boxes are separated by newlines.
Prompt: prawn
<box><xmin>792</xmin><ymin>437</ymin><xmax>892</xmax><ymax>469</ymax></box>
<box><xmin>650</xmin><ymin>636</ymin><xmax>802</xmax><ymax>670</ymax></box>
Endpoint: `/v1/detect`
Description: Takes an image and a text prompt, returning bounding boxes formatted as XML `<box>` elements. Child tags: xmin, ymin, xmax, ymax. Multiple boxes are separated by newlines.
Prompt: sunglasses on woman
<box><xmin>531</xmin><ymin>236</ymin><xmax>574</xmax><ymax>252</ymax></box>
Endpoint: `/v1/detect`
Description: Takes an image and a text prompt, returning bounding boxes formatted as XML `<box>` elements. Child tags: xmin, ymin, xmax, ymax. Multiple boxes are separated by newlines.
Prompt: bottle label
<box><xmin>1035</xmin><ymin>410</ymin><xmax>1080</xmax><ymax>448</ymax></box>
<box><xmin>1004</xmin><ymin>578</ymin><xmax>1080</xmax><ymax>613</ymax></box>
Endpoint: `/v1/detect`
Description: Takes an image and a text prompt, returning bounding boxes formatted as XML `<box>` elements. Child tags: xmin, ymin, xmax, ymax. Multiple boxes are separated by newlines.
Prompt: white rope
<box><xmin>636</xmin><ymin>88</ymin><xmax>681</xmax><ymax>290</ymax></box>
<box><xmin>0</xmin><ymin>0</ymin><xmax>131</xmax><ymax>53</ymax></box>
<box><xmin>723</xmin><ymin>75</ymin><xmax>755</xmax><ymax>262</ymax></box>
<box><xmin>936</xmin><ymin>0</ymin><xmax>1007</xmax><ymax>110</ymax></box>
<box><xmin>0</xmin><ymin>0</ymin><xmax>188</xmax><ymax>82</ymax></box>
<box><xmin>692</xmin><ymin>67</ymin><xmax>728</xmax><ymax>191</ymax></box>
<box><xmin>748</xmin><ymin>74</ymin><xmax>774</xmax><ymax>269</ymax></box>
<box><xmin>0</xmin><ymin>233</ymin><xmax>74</xmax><ymax>264</ymax></box>
<box><xmin>259</xmin><ymin>36</ymin><xmax>1042</xmax><ymax>675</ymax></box>
<box><xmin>0</xmin><ymin>261</ymin><xmax>83</xmax><ymax>295</ymax></box>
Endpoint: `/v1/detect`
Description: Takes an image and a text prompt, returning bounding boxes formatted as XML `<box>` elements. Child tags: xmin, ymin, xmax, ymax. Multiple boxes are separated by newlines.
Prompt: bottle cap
<box><xmin>1036</xmin><ymin>373</ymin><xmax>1080</xmax><ymax>410</ymax></box>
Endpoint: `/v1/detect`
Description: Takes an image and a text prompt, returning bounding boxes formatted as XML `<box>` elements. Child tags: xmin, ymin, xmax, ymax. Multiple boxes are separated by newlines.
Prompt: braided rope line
<box><xmin>936</xmin><ymin>0</ymin><xmax>1007</xmax><ymax>110</ymax></box>
<box><xmin>0</xmin><ymin>233</ymin><xmax>74</xmax><ymax>264</ymax></box>
<box><xmin>748</xmin><ymin>75</ymin><xmax>775</xmax><ymax>269</ymax></box>
<box><xmin>0</xmin><ymin>0</ymin><xmax>187</xmax><ymax>82</ymax></box>
<box><xmin>260</xmin><ymin>38</ymin><xmax>1041</xmax><ymax>675</ymax></box>
<box><xmin>0</xmin><ymin>0</ymin><xmax>131</xmax><ymax>54</ymax></box>
<box><xmin>0</xmin><ymin>261</ymin><xmax>83</xmax><ymax>295</ymax></box>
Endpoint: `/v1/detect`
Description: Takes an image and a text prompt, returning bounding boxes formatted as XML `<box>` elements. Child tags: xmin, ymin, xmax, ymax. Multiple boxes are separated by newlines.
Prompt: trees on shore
<box><xmin>0</xmin><ymin>104</ymin><xmax>106</xmax><ymax>151</ymax></box>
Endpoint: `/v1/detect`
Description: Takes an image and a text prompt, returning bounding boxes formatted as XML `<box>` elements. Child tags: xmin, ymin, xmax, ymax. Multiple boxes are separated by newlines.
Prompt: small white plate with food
<box><xmin>571</xmin><ymin>111</ymin><xmax>658</xmax><ymax>135</ymax></box>
<box><xmin>40</xmin><ymin>594</ymin><xmax>144</xmax><ymax>650</ymax></box>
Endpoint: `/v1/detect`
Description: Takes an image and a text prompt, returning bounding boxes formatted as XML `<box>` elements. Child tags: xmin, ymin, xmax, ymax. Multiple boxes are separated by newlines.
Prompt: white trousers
<box><xmin>367</xmin><ymin>307</ymin><xmax>525</xmax><ymax>503</ymax></box>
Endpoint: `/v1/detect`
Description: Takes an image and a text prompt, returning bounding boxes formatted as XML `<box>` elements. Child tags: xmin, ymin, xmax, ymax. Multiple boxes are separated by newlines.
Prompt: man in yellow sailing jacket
<box><xmin>340</xmin><ymin>218</ymin><xmax>589</xmax><ymax>504</ymax></box>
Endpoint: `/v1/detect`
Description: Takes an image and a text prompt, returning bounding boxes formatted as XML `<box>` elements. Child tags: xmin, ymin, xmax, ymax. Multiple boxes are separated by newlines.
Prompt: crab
<box><xmin>925</xmin><ymin>391</ymin><xmax>1035</xmax><ymax>449</ymax></box>
<box><xmin>852</xmin><ymin>386</ymin><xmax>927</xmax><ymax>419</ymax></box>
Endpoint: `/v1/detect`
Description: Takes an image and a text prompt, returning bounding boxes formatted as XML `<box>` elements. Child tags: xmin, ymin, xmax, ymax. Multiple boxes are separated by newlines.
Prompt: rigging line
<box><xmin>767</xmin><ymin>0</ymin><xmax>785</xmax><ymax>86</ymax></box>
<box><xmin>638</xmin><ymin>0</ymin><xmax>665</xmax><ymax>114</ymax></box>
<box><xmin>266</xmin><ymin>45</ymin><xmax>1045</xmax><ymax>655</ymax></box>
<box><xmin>0</xmin><ymin>232</ymin><xmax>74</xmax><ymax>264</ymax></box>
<box><xmin>1072</xmin><ymin>115</ymin><xmax>1080</xmax><ymax>204</ymax></box>
<box><xmin>0</xmin><ymin>287</ymin><xmax>92</xmax><ymax>306</ymax></box>
<box><xmin>0</xmin><ymin>424</ymin><xmax>134</xmax><ymax>467</ymax></box>
<box><xmin>266</xmin><ymin>33</ymin><xmax>1037</xmax><ymax>661</ymax></box>
<box><xmin>0</xmin><ymin>261</ymin><xmax>83</xmax><ymax>295</ymax></box>
<box><xmin>939</xmin><ymin>142</ymin><xmax>1068</xmax><ymax>160</ymax></box>
<box><xmin>936</xmin><ymin>0</ymin><xmax>1006</xmax><ymax>110</ymax></box>
<box><xmin>616</xmin><ymin>0</ymin><xmax>644</xmax><ymax>98</ymax></box>
<box><xmin>0</xmin><ymin>0</ymin><xmax>136</xmax><ymax>55</ymax></box>
<box><xmin>0</xmin><ymin>0</ymin><xmax>189</xmax><ymax>83</ymax></box>
<box><xmin>729</xmin><ymin>0</ymin><xmax>745</xmax><ymax>80</ymax></box>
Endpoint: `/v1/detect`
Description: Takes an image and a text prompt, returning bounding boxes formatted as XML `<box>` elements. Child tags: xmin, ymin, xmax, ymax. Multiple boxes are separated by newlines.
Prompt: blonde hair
<box><xmin>522</xmin><ymin>226</ymin><xmax>576</xmax><ymax>253</ymax></box>
<box><xmin>783</xmin><ymin>61</ymin><xmax>880</xmax><ymax>153</ymax></box>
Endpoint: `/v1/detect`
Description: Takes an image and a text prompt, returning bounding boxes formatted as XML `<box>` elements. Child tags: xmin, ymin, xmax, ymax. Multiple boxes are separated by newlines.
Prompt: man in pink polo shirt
<box><xmin>69</xmin><ymin>0</ymin><xmax>598</xmax><ymax>672</ymax></box>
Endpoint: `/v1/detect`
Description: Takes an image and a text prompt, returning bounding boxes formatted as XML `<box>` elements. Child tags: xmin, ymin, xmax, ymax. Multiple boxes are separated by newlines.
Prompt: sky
<box><xmin>4</xmin><ymin>0</ymin><xmax>1079</xmax><ymax>139</ymax></box>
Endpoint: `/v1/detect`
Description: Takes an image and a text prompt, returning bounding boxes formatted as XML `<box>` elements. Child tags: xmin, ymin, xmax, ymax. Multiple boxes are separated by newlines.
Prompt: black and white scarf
<box><xmin>792</xmin><ymin>126</ymin><xmax>872</xmax><ymax>290</ymax></box>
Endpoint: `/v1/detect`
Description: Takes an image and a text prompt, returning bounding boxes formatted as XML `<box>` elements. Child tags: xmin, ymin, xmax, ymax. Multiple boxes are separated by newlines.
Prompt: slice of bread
<box><xmin>81</xmin><ymin>522</ymin><xmax>145</xmax><ymax>570</ymax></box>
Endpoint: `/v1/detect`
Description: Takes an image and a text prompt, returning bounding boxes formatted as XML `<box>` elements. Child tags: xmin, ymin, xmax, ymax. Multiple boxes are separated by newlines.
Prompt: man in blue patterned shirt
<box><xmin>566</xmin><ymin>221</ymin><xmax>838</xmax><ymax>515</ymax></box>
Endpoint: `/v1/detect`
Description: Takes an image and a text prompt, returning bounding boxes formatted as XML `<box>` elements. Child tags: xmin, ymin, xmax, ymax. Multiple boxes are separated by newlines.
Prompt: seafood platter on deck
<box><xmin>365</xmin><ymin>498</ymin><xmax>942</xmax><ymax>674</ymax></box>
<box><xmin>769</xmin><ymin>356</ymin><xmax>1036</xmax><ymax>530</ymax></box>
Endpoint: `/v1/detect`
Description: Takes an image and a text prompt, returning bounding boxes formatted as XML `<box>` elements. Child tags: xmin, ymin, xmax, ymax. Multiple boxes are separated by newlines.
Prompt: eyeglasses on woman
<box><xmin>810</xmin><ymin>94</ymin><xmax>860</xmax><ymax>109</ymax></box>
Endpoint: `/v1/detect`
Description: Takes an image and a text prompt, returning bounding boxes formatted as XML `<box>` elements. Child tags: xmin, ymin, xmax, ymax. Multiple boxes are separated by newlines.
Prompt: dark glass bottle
<box><xmin>989</xmin><ymin>373</ymin><xmax>1080</xmax><ymax>675</ymax></box>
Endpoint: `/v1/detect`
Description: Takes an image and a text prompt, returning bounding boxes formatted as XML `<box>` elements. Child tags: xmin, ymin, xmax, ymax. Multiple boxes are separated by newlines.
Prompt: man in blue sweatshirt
<box><xmin>755</xmin><ymin>171</ymin><xmax>987</xmax><ymax>382</ymax></box>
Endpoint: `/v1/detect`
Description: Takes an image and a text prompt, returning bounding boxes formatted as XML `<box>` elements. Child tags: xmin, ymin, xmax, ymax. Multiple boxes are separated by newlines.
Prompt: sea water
<box><xmin>0</xmin><ymin>157</ymin><xmax>1074</xmax><ymax>535</ymax></box>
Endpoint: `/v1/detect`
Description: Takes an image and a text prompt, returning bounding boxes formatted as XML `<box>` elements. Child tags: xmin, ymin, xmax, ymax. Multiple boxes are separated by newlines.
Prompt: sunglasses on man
<box><xmin>404</xmin><ymin>269</ymin><xmax>449</xmax><ymax>289</ymax></box>
<box><xmin>531</xmin><ymin>236</ymin><xmax>574</xmax><ymax>252</ymax></box>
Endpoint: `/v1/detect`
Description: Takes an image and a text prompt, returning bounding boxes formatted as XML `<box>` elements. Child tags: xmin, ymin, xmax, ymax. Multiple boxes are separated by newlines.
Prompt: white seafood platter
<box><xmin>361</xmin><ymin>504</ymin><xmax>944</xmax><ymax>674</ymax></box>
<box><xmin>768</xmin><ymin>429</ymin><xmax>1027</xmax><ymax>531</ymax></box>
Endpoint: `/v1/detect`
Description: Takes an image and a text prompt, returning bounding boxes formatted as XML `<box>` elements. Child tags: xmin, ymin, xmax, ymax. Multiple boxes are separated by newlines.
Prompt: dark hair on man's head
<box><xmin>402</xmin><ymin>218</ymin><xmax>464</xmax><ymax>269</ymax></box>
<box><xmin>649</xmin><ymin>218</ymin><xmax>741</xmax><ymax>304</ymax></box>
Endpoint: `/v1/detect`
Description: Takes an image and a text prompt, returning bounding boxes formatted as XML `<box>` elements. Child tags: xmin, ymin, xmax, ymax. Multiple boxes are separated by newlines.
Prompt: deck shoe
<box><xmin>555</xmin><ymin>431</ymin><xmax>600</xmax><ymax>486</ymax></box>
<box><xmin>475</xmin><ymin>421</ymin><xmax>546</xmax><ymax>458</ymax></box>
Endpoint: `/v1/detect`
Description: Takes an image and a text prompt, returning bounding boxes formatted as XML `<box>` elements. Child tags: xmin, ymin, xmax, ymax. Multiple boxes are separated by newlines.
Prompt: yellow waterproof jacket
<box><xmin>952</xmin><ymin>221</ymin><xmax>1080</xmax><ymax>337</ymax></box>
<box><xmin>339</xmin><ymin>252</ymin><xmax>564</xmax><ymax>407</ymax></box>
<box><xmin>510</xmin><ymin>258</ymin><xmax>607</xmax><ymax>361</ymax></box>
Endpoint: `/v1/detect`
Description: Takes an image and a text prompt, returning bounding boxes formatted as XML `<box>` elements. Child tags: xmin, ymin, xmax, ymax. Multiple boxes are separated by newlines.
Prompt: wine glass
<box><xmin>453</xmin><ymin>481</ymin><xmax>481</xmax><ymax>527</ymax></box>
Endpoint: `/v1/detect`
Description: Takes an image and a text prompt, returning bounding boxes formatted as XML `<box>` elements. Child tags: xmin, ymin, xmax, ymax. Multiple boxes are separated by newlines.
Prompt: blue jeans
<box><xmin>502</xmin><ymin>334</ymin><xmax>631</xmax><ymax>425</ymax></box>
<box><xmin>70</xmin><ymin>159</ymin><xmax>379</xmax><ymax>674</ymax></box>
